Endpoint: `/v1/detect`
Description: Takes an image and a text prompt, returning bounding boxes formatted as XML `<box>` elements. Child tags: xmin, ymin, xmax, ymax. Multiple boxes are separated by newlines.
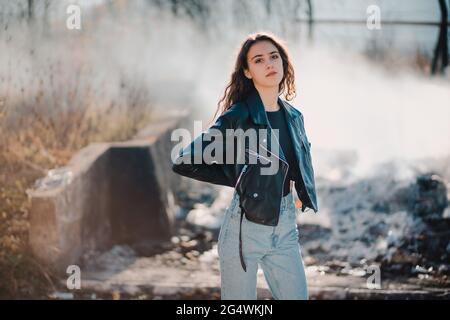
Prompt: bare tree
<box><xmin>306</xmin><ymin>0</ymin><xmax>314</xmax><ymax>41</ymax></box>
<box><xmin>431</xmin><ymin>0</ymin><xmax>449</xmax><ymax>75</ymax></box>
<box><xmin>27</xmin><ymin>0</ymin><xmax>34</xmax><ymax>21</ymax></box>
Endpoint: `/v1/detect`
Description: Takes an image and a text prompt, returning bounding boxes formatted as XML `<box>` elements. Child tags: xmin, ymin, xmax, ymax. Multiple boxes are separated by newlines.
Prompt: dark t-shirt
<box><xmin>266</xmin><ymin>105</ymin><xmax>300</xmax><ymax>196</ymax></box>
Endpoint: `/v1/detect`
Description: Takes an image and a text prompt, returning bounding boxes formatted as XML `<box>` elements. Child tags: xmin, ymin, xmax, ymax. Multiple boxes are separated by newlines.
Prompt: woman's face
<box><xmin>244</xmin><ymin>40</ymin><xmax>284</xmax><ymax>90</ymax></box>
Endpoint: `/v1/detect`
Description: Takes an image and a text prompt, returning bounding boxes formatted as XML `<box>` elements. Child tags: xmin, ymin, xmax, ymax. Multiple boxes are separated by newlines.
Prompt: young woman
<box><xmin>172</xmin><ymin>32</ymin><xmax>318</xmax><ymax>300</ymax></box>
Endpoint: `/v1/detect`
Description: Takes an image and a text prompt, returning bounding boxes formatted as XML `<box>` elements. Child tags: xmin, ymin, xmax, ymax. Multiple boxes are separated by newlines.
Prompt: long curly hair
<box><xmin>210</xmin><ymin>32</ymin><xmax>296</xmax><ymax>126</ymax></box>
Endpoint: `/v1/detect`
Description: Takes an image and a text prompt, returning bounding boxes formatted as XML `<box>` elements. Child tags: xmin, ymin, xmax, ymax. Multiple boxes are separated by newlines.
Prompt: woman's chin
<box><xmin>255</xmin><ymin>80</ymin><xmax>282</xmax><ymax>89</ymax></box>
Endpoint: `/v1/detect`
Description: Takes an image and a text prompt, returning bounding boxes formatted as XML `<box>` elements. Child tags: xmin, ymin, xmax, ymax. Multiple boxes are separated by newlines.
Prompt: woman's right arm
<box><xmin>171</xmin><ymin>114</ymin><xmax>233</xmax><ymax>187</ymax></box>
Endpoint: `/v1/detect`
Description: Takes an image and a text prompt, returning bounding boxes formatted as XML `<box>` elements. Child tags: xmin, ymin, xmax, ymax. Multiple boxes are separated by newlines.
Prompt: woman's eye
<box><xmin>255</xmin><ymin>59</ymin><xmax>262</xmax><ymax>63</ymax></box>
<box><xmin>271</xmin><ymin>54</ymin><xmax>279</xmax><ymax>59</ymax></box>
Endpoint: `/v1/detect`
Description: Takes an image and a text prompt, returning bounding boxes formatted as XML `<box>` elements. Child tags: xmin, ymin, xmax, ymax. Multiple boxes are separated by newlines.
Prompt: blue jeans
<box><xmin>217</xmin><ymin>190</ymin><xmax>308</xmax><ymax>300</ymax></box>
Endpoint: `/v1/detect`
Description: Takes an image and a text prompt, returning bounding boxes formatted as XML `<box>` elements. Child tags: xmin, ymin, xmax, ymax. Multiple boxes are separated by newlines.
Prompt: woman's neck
<box><xmin>254</xmin><ymin>85</ymin><xmax>280</xmax><ymax>112</ymax></box>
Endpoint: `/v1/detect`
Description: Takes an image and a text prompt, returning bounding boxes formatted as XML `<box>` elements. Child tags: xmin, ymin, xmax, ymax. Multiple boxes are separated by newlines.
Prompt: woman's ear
<box><xmin>244</xmin><ymin>68</ymin><xmax>252</xmax><ymax>79</ymax></box>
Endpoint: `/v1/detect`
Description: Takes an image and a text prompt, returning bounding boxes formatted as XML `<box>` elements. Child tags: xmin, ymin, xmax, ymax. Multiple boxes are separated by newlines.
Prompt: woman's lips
<box><xmin>266</xmin><ymin>71</ymin><xmax>277</xmax><ymax>77</ymax></box>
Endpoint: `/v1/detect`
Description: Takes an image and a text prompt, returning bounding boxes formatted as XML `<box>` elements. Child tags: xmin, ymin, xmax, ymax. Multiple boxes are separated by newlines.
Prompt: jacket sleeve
<box><xmin>171</xmin><ymin>114</ymin><xmax>234</xmax><ymax>187</ymax></box>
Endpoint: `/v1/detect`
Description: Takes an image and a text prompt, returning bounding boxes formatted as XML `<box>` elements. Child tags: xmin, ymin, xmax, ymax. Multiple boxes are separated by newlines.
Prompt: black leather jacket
<box><xmin>172</xmin><ymin>89</ymin><xmax>319</xmax><ymax>271</ymax></box>
<box><xmin>172</xmin><ymin>88</ymin><xmax>318</xmax><ymax>214</ymax></box>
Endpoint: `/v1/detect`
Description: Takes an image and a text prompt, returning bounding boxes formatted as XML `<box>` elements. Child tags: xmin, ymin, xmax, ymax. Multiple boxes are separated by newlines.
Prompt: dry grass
<box><xmin>0</xmin><ymin>69</ymin><xmax>155</xmax><ymax>298</ymax></box>
<box><xmin>362</xmin><ymin>36</ymin><xmax>436</xmax><ymax>75</ymax></box>
<box><xmin>0</xmin><ymin>3</ymin><xmax>162</xmax><ymax>297</ymax></box>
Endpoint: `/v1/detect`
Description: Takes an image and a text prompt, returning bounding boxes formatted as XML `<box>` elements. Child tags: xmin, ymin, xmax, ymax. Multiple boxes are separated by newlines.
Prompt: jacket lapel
<box><xmin>245</xmin><ymin>89</ymin><xmax>301</xmax><ymax>164</ymax></box>
<box><xmin>245</xmin><ymin>88</ymin><xmax>300</xmax><ymax>126</ymax></box>
<box><xmin>245</xmin><ymin>89</ymin><xmax>269</xmax><ymax>126</ymax></box>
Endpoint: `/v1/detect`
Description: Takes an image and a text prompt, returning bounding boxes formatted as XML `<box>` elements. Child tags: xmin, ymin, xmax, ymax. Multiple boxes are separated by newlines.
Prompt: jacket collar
<box><xmin>245</xmin><ymin>88</ymin><xmax>300</xmax><ymax>126</ymax></box>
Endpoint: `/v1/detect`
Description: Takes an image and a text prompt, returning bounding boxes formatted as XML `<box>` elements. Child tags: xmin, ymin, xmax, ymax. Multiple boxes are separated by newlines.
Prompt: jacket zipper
<box><xmin>259</xmin><ymin>142</ymin><xmax>289</xmax><ymax>217</ymax></box>
<box><xmin>234</xmin><ymin>137</ymin><xmax>290</xmax><ymax>220</ymax></box>
<box><xmin>234</xmin><ymin>148</ymin><xmax>272</xmax><ymax>190</ymax></box>
<box><xmin>265</xmin><ymin>117</ymin><xmax>290</xmax><ymax>214</ymax></box>
<box><xmin>245</xmin><ymin>148</ymin><xmax>272</xmax><ymax>164</ymax></box>
<box><xmin>234</xmin><ymin>164</ymin><xmax>249</xmax><ymax>189</ymax></box>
